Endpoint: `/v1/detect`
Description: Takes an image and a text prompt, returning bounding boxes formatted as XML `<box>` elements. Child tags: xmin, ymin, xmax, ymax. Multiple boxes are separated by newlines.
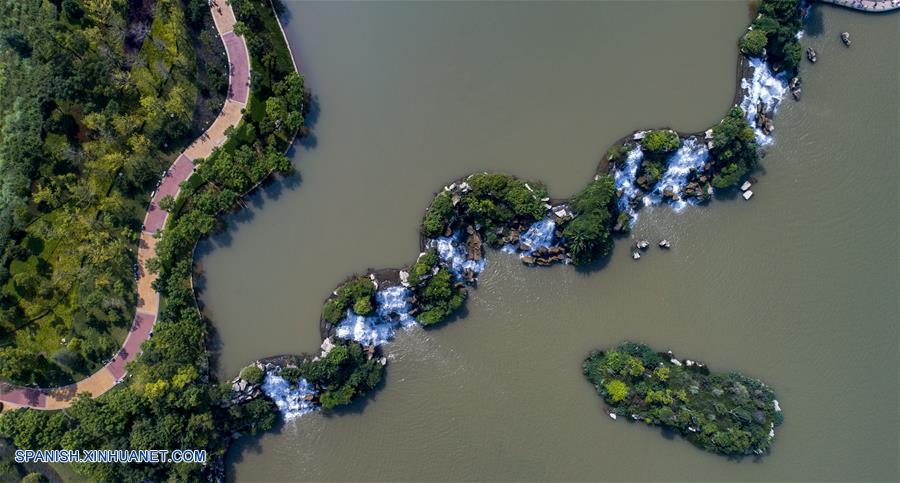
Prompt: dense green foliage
<box><xmin>421</xmin><ymin>173</ymin><xmax>548</xmax><ymax>245</ymax></box>
<box><xmin>583</xmin><ymin>342</ymin><xmax>783</xmax><ymax>457</ymax></box>
<box><xmin>415</xmin><ymin>268</ymin><xmax>467</xmax><ymax>325</ymax></box>
<box><xmin>561</xmin><ymin>176</ymin><xmax>617</xmax><ymax>265</ymax></box>
<box><xmin>407</xmin><ymin>249</ymin><xmax>439</xmax><ymax>286</ymax></box>
<box><xmin>739</xmin><ymin>29</ymin><xmax>769</xmax><ymax>57</ymax></box>
<box><xmin>709</xmin><ymin>107</ymin><xmax>758</xmax><ymax>189</ymax></box>
<box><xmin>744</xmin><ymin>0</ymin><xmax>803</xmax><ymax>71</ymax></box>
<box><xmin>295</xmin><ymin>340</ymin><xmax>384</xmax><ymax>410</ymax></box>
<box><xmin>641</xmin><ymin>130</ymin><xmax>681</xmax><ymax>155</ymax></box>
<box><xmin>239</xmin><ymin>364</ymin><xmax>264</xmax><ymax>385</ymax></box>
<box><xmin>321</xmin><ymin>277</ymin><xmax>376</xmax><ymax>324</ymax></box>
<box><xmin>0</xmin><ymin>0</ymin><xmax>300</xmax><ymax>480</ymax></box>
<box><xmin>0</xmin><ymin>0</ymin><xmax>228</xmax><ymax>385</ymax></box>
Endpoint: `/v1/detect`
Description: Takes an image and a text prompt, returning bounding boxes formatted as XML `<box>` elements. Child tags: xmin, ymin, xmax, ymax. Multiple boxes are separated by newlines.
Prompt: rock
<box><xmin>636</xmin><ymin>239</ymin><xmax>649</xmax><ymax>250</ymax></box>
<box><xmin>443</xmin><ymin>226</ymin><xmax>453</xmax><ymax>237</ymax></box>
<box><xmin>378</xmin><ymin>356</ymin><xmax>388</xmax><ymax>365</ymax></box>
<box><xmin>659</xmin><ymin>239</ymin><xmax>671</xmax><ymax>249</ymax></box>
<box><xmin>465</xmin><ymin>229</ymin><xmax>483</xmax><ymax>261</ymax></box>
<box><xmin>451</xmin><ymin>193</ymin><xmax>461</xmax><ymax>206</ymax></box>
<box><xmin>320</xmin><ymin>337</ymin><xmax>335</xmax><ymax>355</ymax></box>
<box><xmin>521</xmin><ymin>255</ymin><xmax>535</xmax><ymax>265</ymax></box>
<box><xmin>841</xmin><ymin>31</ymin><xmax>851</xmax><ymax>46</ymax></box>
<box><xmin>632</xmin><ymin>251</ymin><xmax>641</xmax><ymax>260</ymax></box>
<box><xmin>791</xmin><ymin>87</ymin><xmax>801</xmax><ymax>101</ymax></box>
<box><xmin>232</xmin><ymin>382</ymin><xmax>241</xmax><ymax>392</ymax></box>
<box><xmin>399</xmin><ymin>270</ymin><xmax>410</xmax><ymax>287</ymax></box>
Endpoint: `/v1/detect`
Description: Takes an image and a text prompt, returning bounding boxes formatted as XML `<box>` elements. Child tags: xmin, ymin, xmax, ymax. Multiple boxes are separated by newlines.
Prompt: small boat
<box><xmin>743</xmin><ymin>190</ymin><xmax>754</xmax><ymax>200</ymax></box>
<box><xmin>741</xmin><ymin>180</ymin><xmax>752</xmax><ymax>192</ymax></box>
<box><xmin>841</xmin><ymin>32</ymin><xmax>851</xmax><ymax>46</ymax></box>
<box><xmin>806</xmin><ymin>47</ymin><xmax>817</xmax><ymax>62</ymax></box>
<box><xmin>632</xmin><ymin>251</ymin><xmax>641</xmax><ymax>260</ymax></box>
<box><xmin>658</xmin><ymin>239</ymin><xmax>671</xmax><ymax>249</ymax></box>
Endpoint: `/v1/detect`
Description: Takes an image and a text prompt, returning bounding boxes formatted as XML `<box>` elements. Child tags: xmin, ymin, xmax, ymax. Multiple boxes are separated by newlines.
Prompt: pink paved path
<box><xmin>0</xmin><ymin>2</ymin><xmax>253</xmax><ymax>411</ymax></box>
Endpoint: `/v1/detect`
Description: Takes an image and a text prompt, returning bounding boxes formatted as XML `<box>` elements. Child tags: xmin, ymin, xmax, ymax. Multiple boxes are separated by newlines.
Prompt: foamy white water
<box><xmin>335</xmin><ymin>286</ymin><xmax>415</xmax><ymax>347</ymax></box>
<box><xmin>429</xmin><ymin>232</ymin><xmax>486</xmax><ymax>279</ymax></box>
<box><xmin>261</xmin><ymin>372</ymin><xmax>318</xmax><ymax>420</ymax></box>
<box><xmin>740</xmin><ymin>56</ymin><xmax>789</xmax><ymax>146</ymax></box>
<box><xmin>645</xmin><ymin>138</ymin><xmax>709</xmax><ymax>211</ymax></box>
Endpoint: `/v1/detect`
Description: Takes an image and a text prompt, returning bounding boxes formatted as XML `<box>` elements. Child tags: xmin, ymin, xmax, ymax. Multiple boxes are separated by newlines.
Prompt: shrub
<box><xmin>407</xmin><ymin>249</ymin><xmax>439</xmax><ymax>286</ymax></box>
<box><xmin>605</xmin><ymin>379</ymin><xmax>629</xmax><ymax>402</ymax></box>
<box><xmin>322</xmin><ymin>276</ymin><xmax>376</xmax><ymax>324</ymax></box>
<box><xmin>561</xmin><ymin>176</ymin><xmax>616</xmax><ymax>265</ymax></box>
<box><xmin>422</xmin><ymin>191</ymin><xmax>454</xmax><ymax>237</ymax></box>
<box><xmin>641</xmin><ymin>130</ymin><xmax>681</xmax><ymax>154</ymax></box>
<box><xmin>279</xmin><ymin>367</ymin><xmax>303</xmax><ymax>385</ymax></box>
<box><xmin>740</xmin><ymin>29</ymin><xmax>768</xmax><ymax>56</ymax></box>
<box><xmin>415</xmin><ymin>268</ymin><xmax>466</xmax><ymax>325</ymax></box>
<box><xmin>296</xmin><ymin>340</ymin><xmax>384</xmax><ymax>410</ymax></box>
<box><xmin>239</xmin><ymin>364</ymin><xmax>264</xmax><ymax>385</ymax></box>
<box><xmin>709</xmin><ymin>107</ymin><xmax>757</xmax><ymax>188</ymax></box>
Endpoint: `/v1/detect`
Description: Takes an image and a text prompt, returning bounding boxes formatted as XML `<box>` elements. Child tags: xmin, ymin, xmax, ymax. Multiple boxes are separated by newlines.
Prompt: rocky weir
<box><xmin>238</xmin><ymin>54</ymin><xmax>792</xmax><ymax>427</ymax></box>
<box><xmin>227</xmin><ymin>14</ymin><xmax>798</xmax><ymax>460</ymax></box>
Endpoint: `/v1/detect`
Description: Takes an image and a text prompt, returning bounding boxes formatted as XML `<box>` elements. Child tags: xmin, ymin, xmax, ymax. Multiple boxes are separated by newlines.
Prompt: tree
<box><xmin>604</xmin><ymin>379</ymin><xmax>629</xmax><ymax>402</ymax></box>
<box><xmin>740</xmin><ymin>29</ymin><xmax>768</xmax><ymax>57</ymax></box>
<box><xmin>158</xmin><ymin>194</ymin><xmax>176</xmax><ymax>212</ymax></box>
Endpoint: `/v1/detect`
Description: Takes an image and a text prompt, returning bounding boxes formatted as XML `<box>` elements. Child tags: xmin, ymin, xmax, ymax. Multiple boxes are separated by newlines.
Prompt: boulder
<box><xmin>465</xmin><ymin>229</ymin><xmax>483</xmax><ymax>261</ymax></box>
<box><xmin>521</xmin><ymin>255</ymin><xmax>535</xmax><ymax>265</ymax></box>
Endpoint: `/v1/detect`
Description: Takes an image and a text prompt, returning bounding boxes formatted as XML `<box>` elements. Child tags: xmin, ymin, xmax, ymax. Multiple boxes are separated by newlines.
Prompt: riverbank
<box><xmin>0</xmin><ymin>0</ymin><xmax>305</xmax><ymax>479</ymax></box>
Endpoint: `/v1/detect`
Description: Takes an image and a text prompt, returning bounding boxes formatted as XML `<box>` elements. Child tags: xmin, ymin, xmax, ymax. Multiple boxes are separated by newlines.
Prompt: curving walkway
<box><xmin>818</xmin><ymin>0</ymin><xmax>900</xmax><ymax>12</ymax></box>
<box><xmin>0</xmin><ymin>3</ymin><xmax>251</xmax><ymax>411</ymax></box>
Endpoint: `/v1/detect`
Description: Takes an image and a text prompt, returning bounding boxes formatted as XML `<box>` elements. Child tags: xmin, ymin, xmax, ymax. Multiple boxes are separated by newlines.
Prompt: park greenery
<box><xmin>0</xmin><ymin>0</ymin><xmax>227</xmax><ymax>386</ymax></box>
<box><xmin>741</xmin><ymin>0</ymin><xmax>803</xmax><ymax>72</ymax></box>
<box><xmin>0</xmin><ymin>0</ymin><xmax>302</xmax><ymax>479</ymax></box>
<box><xmin>708</xmin><ymin>107</ymin><xmax>758</xmax><ymax>189</ymax></box>
<box><xmin>583</xmin><ymin>342</ymin><xmax>783</xmax><ymax>457</ymax></box>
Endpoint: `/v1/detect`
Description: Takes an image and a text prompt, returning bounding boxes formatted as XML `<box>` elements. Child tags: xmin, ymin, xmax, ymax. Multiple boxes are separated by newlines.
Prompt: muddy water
<box><xmin>198</xmin><ymin>2</ymin><xmax>899</xmax><ymax>481</ymax></box>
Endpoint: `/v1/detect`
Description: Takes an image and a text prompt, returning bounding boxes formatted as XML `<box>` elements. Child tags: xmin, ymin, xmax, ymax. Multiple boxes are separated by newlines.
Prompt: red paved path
<box><xmin>0</xmin><ymin>3</ymin><xmax>253</xmax><ymax>411</ymax></box>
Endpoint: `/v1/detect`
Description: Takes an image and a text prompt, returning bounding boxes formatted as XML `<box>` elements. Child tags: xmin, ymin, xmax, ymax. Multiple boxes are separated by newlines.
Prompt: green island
<box><xmin>583</xmin><ymin>343</ymin><xmax>783</xmax><ymax>457</ymax></box>
<box><xmin>0</xmin><ymin>0</ymin><xmax>830</xmax><ymax>479</ymax></box>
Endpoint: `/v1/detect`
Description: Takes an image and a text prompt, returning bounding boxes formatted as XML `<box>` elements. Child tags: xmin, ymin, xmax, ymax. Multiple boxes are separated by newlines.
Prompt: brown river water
<box><xmin>194</xmin><ymin>1</ymin><xmax>899</xmax><ymax>480</ymax></box>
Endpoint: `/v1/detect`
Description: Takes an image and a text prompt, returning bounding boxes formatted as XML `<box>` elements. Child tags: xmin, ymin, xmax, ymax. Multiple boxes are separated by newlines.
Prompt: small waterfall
<box><xmin>646</xmin><ymin>138</ymin><xmax>709</xmax><ymax>211</ymax></box>
<box><xmin>502</xmin><ymin>218</ymin><xmax>558</xmax><ymax>256</ymax></box>
<box><xmin>335</xmin><ymin>286</ymin><xmax>415</xmax><ymax>347</ymax></box>
<box><xmin>740</xmin><ymin>57</ymin><xmax>789</xmax><ymax>146</ymax></box>
<box><xmin>429</xmin><ymin>232</ymin><xmax>486</xmax><ymax>279</ymax></box>
<box><xmin>261</xmin><ymin>372</ymin><xmax>318</xmax><ymax>420</ymax></box>
<box><xmin>613</xmin><ymin>145</ymin><xmax>645</xmax><ymax>221</ymax></box>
